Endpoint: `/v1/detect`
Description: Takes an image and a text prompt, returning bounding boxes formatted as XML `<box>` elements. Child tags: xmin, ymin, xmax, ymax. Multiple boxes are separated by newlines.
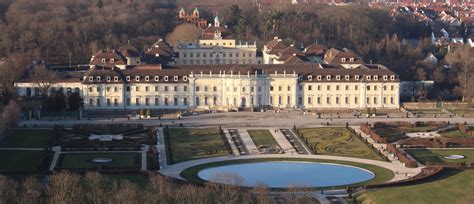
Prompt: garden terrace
<box><xmin>56</xmin><ymin>153</ymin><xmax>141</xmax><ymax>171</ymax></box>
<box><xmin>295</xmin><ymin>127</ymin><xmax>384</xmax><ymax>160</ymax></box>
<box><xmin>372</xmin><ymin>122</ymin><xmax>446</xmax><ymax>143</ymax></box>
<box><xmin>247</xmin><ymin>129</ymin><xmax>281</xmax><ymax>154</ymax></box>
<box><xmin>0</xmin><ymin>150</ymin><xmax>53</xmax><ymax>172</ymax></box>
<box><xmin>386</xmin><ymin>144</ymin><xmax>417</xmax><ymax>168</ymax></box>
<box><xmin>398</xmin><ymin>137</ymin><xmax>474</xmax><ymax>148</ymax></box>
<box><xmin>405</xmin><ymin>148</ymin><xmax>474</xmax><ymax>166</ymax></box>
<box><xmin>0</xmin><ymin>129</ymin><xmax>53</xmax><ymax>148</ymax></box>
<box><xmin>164</xmin><ymin>127</ymin><xmax>231</xmax><ymax>164</ymax></box>
<box><xmin>53</xmin><ymin>125</ymin><xmax>156</xmax><ymax>151</ymax></box>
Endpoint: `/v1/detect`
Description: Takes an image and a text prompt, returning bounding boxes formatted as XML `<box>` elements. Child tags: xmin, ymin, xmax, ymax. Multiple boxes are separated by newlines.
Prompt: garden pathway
<box><xmin>267</xmin><ymin>128</ymin><xmax>296</xmax><ymax>154</ymax></box>
<box><xmin>223</xmin><ymin>129</ymin><xmax>240</xmax><ymax>155</ymax></box>
<box><xmin>156</xmin><ymin>127</ymin><xmax>168</xmax><ymax>170</ymax></box>
<box><xmin>0</xmin><ymin>147</ymin><xmax>44</xmax><ymax>151</ymax></box>
<box><xmin>238</xmin><ymin>129</ymin><xmax>259</xmax><ymax>154</ymax></box>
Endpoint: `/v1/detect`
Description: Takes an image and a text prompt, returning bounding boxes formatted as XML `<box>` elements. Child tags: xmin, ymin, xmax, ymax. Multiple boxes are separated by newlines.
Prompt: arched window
<box><xmin>34</xmin><ymin>88</ymin><xmax>40</xmax><ymax>96</ymax></box>
<box><xmin>75</xmin><ymin>88</ymin><xmax>80</xmax><ymax>93</ymax></box>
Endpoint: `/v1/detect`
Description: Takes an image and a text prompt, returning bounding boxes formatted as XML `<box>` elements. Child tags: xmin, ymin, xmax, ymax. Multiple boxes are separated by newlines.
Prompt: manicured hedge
<box><xmin>360</xmin><ymin>124</ymin><xmax>388</xmax><ymax>143</ymax></box>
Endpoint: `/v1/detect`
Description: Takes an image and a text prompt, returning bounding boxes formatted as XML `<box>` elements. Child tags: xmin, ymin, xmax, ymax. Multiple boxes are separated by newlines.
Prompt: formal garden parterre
<box><xmin>164</xmin><ymin>127</ymin><xmax>231</xmax><ymax>164</ymax></box>
<box><xmin>294</xmin><ymin>127</ymin><xmax>385</xmax><ymax>160</ymax></box>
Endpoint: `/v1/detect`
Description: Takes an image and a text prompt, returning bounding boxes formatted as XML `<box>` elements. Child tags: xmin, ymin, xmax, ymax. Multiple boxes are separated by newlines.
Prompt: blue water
<box><xmin>197</xmin><ymin>161</ymin><xmax>375</xmax><ymax>188</ymax></box>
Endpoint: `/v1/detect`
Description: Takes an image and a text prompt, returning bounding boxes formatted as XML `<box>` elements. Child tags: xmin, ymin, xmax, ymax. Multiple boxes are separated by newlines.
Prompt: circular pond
<box><xmin>197</xmin><ymin>161</ymin><xmax>375</xmax><ymax>188</ymax></box>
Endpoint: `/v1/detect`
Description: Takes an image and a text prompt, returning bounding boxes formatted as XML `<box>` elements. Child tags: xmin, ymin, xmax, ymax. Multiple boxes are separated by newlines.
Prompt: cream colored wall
<box><xmin>178</xmin><ymin>46</ymin><xmax>258</xmax><ymax>65</ymax></box>
<box><xmin>15</xmin><ymin>74</ymin><xmax>400</xmax><ymax>110</ymax></box>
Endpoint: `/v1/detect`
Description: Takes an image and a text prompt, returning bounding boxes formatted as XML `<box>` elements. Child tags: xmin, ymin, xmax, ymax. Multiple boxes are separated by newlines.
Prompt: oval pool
<box><xmin>197</xmin><ymin>161</ymin><xmax>375</xmax><ymax>188</ymax></box>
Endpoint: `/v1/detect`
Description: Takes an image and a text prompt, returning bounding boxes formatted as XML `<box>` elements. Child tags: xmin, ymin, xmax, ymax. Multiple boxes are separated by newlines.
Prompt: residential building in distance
<box><xmin>175</xmin><ymin>16</ymin><xmax>261</xmax><ymax>65</ymax></box>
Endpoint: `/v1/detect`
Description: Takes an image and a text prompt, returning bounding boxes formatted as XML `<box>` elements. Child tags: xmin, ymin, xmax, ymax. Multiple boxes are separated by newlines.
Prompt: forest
<box><xmin>0</xmin><ymin>0</ymin><xmax>471</xmax><ymax>103</ymax></box>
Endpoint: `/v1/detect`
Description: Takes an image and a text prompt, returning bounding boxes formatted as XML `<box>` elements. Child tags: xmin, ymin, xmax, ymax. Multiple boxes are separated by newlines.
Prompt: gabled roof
<box><xmin>90</xmin><ymin>49</ymin><xmax>127</xmax><ymax>66</ymax></box>
<box><xmin>324</xmin><ymin>48</ymin><xmax>364</xmax><ymax>64</ymax></box>
<box><xmin>201</xmin><ymin>26</ymin><xmax>235</xmax><ymax>40</ymax></box>
<box><xmin>304</xmin><ymin>44</ymin><xmax>327</xmax><ymax>56</ymax></box>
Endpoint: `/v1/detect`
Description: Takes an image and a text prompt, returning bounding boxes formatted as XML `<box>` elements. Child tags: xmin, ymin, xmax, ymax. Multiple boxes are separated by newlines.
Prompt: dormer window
<box><xmin>126</xmin><ymin>76</ymin><xmax>131</xmax><ymax>82</ymax></box>
<box><xmin>349</xmin><ymin>58</ymin><xmax>354</xmax><ymax>62</ymax></box>
<box><xmin>135</xmin><ymin>76</ymin><xmax>140</xmax><ymax>81</ymax></box>
<box><xmin>110</xmin><ymin>59</ymin><xmax>115</xmax><ymax>63</ymax></box>
<box><xmin>355</xmin><ymin>75</ymin><xmax>360</xmax><ymax>80</ymax></box>
<box><xmin>114</xmin><ymin>76</ymin><xmax>119</xmax><ymax>82</ymax></box>
<box><xmin>107</xmin><ymin>76</ymin><xmax>111</xmax><ymax>82</ymax></box>
<box><xmin>174</xmin><ymin>76</ymin><xmax>179</xmax><ymax>81</ymax></box>
<box><xmin>298</xmin><ymin>76</ymin><xmax>303</xmax><ymax>81</ymax></box>
<box><xmin>101</xmin><ymin>58</ymin><xmax>106</xmax><ymax>63</ymax></box>
<box><xmin>366</xmin><ymin>75</ymin><xmax>371</xmax><ymax>80</ymax></box>
<box><xmin>390</xmin><ymin>75</ymin><xmax>395</xmax><ymax>80</ymax></box>
<box><xmin>89</xmin><ymin>76</ymin><xmax>94</xmax><ymax>82</ymax></box>
<box><xmin>341</xmin><ymin>58</ymin><xmax>346</xmax><ymax>62</ymax></box>
<box><xmin>345</xmin><ymin>75</ymin><xmax>350</xmax><ymax>80</ymax></box>
<box><xmin>164</xmin><ymin>76</ymin><xmax>169</xmax><ymax>82</ymax></box>
<box><xmin>183</xmin><ymin>76</ymin><xmax>188</xmax><ymax>81</ymax></box>
<box><xmin>154</xmin><ymin>76</ymin><xmax>159</xmax><ymax>81</ymax></box>
<box><xmin>374</xmin><ymin>75</ymin><xmax>378</xmax><ymax>81</ymax></box>
<box><xmin>317</xmin><ymin>75</ymin><xmax>322</xmax><ymax>81</ymax></box>
<box><xmin>383</xmin><ymin>75</ymin><xmax>388</xmax><ymax>80</ymax></box>
<box><xmin>336</xmin><ymin>75</ymin><xmax>341</xmax><ymax>80</ymax></box>
<box><xmin>96</xmin><ymin>76</ymin><xmax>101</xmax><ymax>82</ymax></box>
<box><xmin>145</xmin><ymin>76</ymin><xmax>150</xmax><ymax>81</ymax></box>
<box><xmin>326</xmin><ymin>75</ymin><xmax>331</xmax><ymax>80</ymax></box>
<box><xmin>308</xmin><ymin>75</ymin><xmax>313</xmax><ymax>81</ymax></box>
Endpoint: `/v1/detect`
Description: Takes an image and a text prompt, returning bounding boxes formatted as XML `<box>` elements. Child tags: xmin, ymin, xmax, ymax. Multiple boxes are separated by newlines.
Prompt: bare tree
<box><xmin>18</xmin><ymin>177</ymin><xmax>42</xmax><ymax>204</ymax></box>
<box><xmin>46</xmin><ymin>172</ymin><xmax>83</xmax><ymax>204</ymax></box>
<box><xmin>0</xmin><ymin>176</ymin><xmax>18</xmax><ymax>204</ymax></box>
<box><xmin>445</xmin><ymin>45</ymin><xmax>474</xmax><ymax>102</ymax></box>
<box><xmin>30</xmin><ymin>65</ymin><xmax>59</xmax><ymax>97</ymax></box>
<box><xmin>165</xmin><ymin>24</ymin><xmax>203</xmax><ymax>47</ymax></box>
<box><xmin>84</xmin><ymin>172</ymin><xmax>108</xmax><ymax>204</ymax></box>
<box><xmin>0</xmin><ymin>61</ymin><xmax>20</xmax><ymax>106</ymax></box>
<box><xmin>109</xmin><ymin>180</ymin><xmax>141</xmax><ymax>204</ymax></box>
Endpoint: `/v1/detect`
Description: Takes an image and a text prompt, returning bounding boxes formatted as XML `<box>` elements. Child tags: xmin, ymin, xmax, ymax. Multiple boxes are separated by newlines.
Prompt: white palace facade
<box><xmin>15</xmin><ymin>63</ymin><xmax>400</xmax><ymax>111</ymax></box>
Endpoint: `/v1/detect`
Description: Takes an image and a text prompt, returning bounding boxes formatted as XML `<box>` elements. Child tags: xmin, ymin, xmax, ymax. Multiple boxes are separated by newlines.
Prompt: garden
<box><xmin>372</xmin><ymin>122</ymin><xmax>445</xmax><ymax>143</ymax></box>
<box><xmin>0</xmin><ymin>129</ymin><xmax>53</xmax><ymax>148</ymax></box>
<box><xmin>164</xmin><ymin>127</ymin><xmax>231</xmax><ymax>164</ymax></box>
<box><xmin>57</xmin><ymin>153</ymin><xmax>141</xmax><ymax>170</ymax></box>
<box><xmin>247</xmin><ymin>129</ymin><xmax>280</xmax><ymax>153</ymax></box>
<box><xmin>404</xmin><ymin>148</ymin><xmax>474</xmax><ymax>165</ymax></box>
<box><xmin>0</xmin><ymin>150</ymin><xmax>52</xmax><ymax>172</ymax></box>
<box><xmin>295</xmin><ymin>127</ymin><xmax>384</xmax><ymax>160</ymax></box>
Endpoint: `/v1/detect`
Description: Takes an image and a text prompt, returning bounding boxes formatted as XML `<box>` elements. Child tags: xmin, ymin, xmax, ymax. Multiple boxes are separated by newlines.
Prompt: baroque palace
<box><xmin>14</xmin><ymin>15</ymin><xmax>400</xmax><ymax>111</ymax></box>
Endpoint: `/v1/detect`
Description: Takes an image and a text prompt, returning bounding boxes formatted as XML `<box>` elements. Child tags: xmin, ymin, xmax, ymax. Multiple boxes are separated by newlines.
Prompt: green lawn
<box><xmin>373</xmin><ymin>125</ymin><xmax>441</xmax><ymax>143</ymax></box>
<box><xmin>405</xmin><ymin>148</ymin><xmax>474</xmax><ymax>165</ymax></box>
<box><xmin>180</xmin><ymin>158</ymin><xmax>394</xmax><ymax>190</ymax></box>
<box><xmin>409</xmin><ymin>109</ymin><xmax>444</xmax><ymax>114</ymax></box>
<box><xmin>297</xmin><ymin>127</ymin><xmax>383</xmax><ymax>160</ymax></box>
<box><xmin>247</xmin><ymin>129</ymin><xmax>280</xmax><ymax>153</ymax></box>
<box><xmin>448</xmin><ymin>109</ymin><xmax>474</xmax><ymax>114</ymax></box>
<box><xmin>0</xmin><ymin>129</ymin><xmax>53</xmax><ymax>148</ymax></box>
<box><xmin>59</xmin><ymin>153</ymin><xmax>140</xmax><ymax>169</ymax></box>
<box><xmin>165</xmin><ymin>128</ymin><xmax>230</xmax><ymax>164</ymax></box>
<box><xmin>0</xmin><ymin>150</ymin><xmax>48</xmax><ymax>171</ymax></box>
<box><xmin>440</xmin><ymin>129</ymin><xmax>474</xmax><ymax>139</ymax></box>
<box><xmin>357</xmin><ymin>169</ymin><xmax>474</xmax><ymax>204</ymax></box>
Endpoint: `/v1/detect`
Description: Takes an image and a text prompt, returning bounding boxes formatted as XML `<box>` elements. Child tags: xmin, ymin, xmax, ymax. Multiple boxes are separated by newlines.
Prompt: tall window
<box><xmin>164</xmin><ymin>98</ymin><xmax>169</xmax><ymax>106</ymax></box>
<box><xmin>184</xmin><ymin>98</ymin><xmax>188</xmax><ymax>105</ymax></box>
<box><xmin>145</xmin><ymin>98</ymin><xmax>149</xmax><ymax>106</ymax></box>
<box><xmin>174</xmin><ymin>98</ymin><xmax>178</xmax><ymax>106</ymax></box>
<box><xmin>135</xmin><ymin>98</ymin><xmax>140</xmax><ymax>105</ymax></box>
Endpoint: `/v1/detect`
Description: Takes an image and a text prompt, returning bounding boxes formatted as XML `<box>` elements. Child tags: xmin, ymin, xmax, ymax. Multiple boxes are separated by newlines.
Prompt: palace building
<box><xmin>15</xmin><ymin>62</ymin><xmax>400</xmax><ymax>111</ymax></box>
<box><xmin>175</xmin><ymin>16</ymin><xmax>261</xmax><ymax>65</ymax></box>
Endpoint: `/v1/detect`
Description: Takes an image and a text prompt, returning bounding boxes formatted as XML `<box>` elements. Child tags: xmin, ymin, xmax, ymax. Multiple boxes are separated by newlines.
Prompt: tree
<box><xmin>18</xmin><ymin>177</ymin><xmax>42</xmax><ymax>204</ymax></box>
<box><xmin>46</xmin><ymin>92</ymin><xmax>67</xmax><ymax>111</ymax></box>
<box><xmin>165</xmin><ymin>24</ymin><xmax>202</xmax><ymax>46</ymax></box>
<box><xmin>46</xmin><ymin>172</ymin><xmax>83</xmax><ymax>204</ymax></box>
<box><xmin>84</xmin><ymin>172</ymin><xmax>109</xmax><ymax>204</ymax></box>
<box><xmin>67</xmin><ymin>92</ymin><xmax>83</xmax><ymax>111</ymax></box>
<box><xmin>445</xmin><ymin>45</ymin><xmax>474</xmax><ymax>102</ymax></box>
<box><xmin>0</xmin><ymin>61</ymin><xmax>20</xmax><ymax>106</ymax></box>
<box><xmin>30</xmin><ymin>65</ymin><xmax>58</xmax><ymax>97</ymax></box>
